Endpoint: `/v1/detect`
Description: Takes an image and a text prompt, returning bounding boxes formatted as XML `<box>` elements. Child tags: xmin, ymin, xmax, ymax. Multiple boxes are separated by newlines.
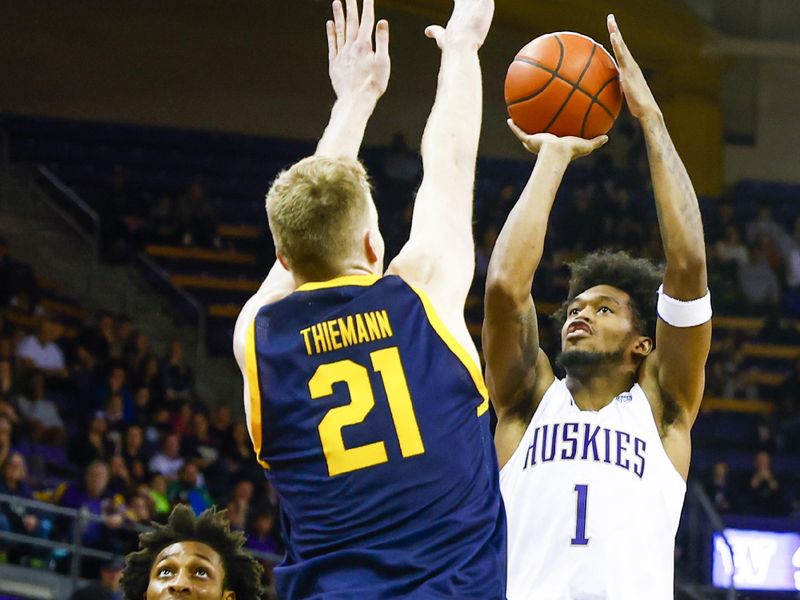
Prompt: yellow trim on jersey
<box><xmin>245</xmin><ymin>320</ymin><xmax>271</xmax><ymax>470</ymax></box>
<box><xmin>297</xmin><ymin>274</ymin><xmax>381</xmax><ymax>292</ymax></box>
<box><xmin>408</xmin><ymin>286</ymin><xmax>490</xmax><ymax>417</ymax></box>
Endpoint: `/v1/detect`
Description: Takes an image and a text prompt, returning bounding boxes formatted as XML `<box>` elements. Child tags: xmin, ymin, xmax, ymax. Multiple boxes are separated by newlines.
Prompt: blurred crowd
<box><xmin>0</xmin><ymin>236</ymin><xmax>280</xmax><ymax>589</ymax></box>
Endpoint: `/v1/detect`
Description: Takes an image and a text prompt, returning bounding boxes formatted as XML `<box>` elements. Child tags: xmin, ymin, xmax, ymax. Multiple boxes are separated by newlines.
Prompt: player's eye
<box><xmin>598</xmin><ymin>306</ymin><xmax>612</xmax><ymax>314</ymax></box>
<box><xmin>195</xmin><ymin>568</ymin><xmax>209</xmax><ymax>578</ymax></box>
<box><xmin>568</xmin><ymin>308</ymin><xmax>580</xmax><ymax>316</ymax></box>
<box><xmin>158</xmin><ymin>568</ymin><xmax>173</xmax><ymax>577</ymax></box>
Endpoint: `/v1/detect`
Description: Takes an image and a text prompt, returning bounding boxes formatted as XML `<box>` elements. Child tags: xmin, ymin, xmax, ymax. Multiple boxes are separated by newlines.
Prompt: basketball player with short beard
<box><xmin>483</xmin><ymin>15</ymin><xmax>712</xmax><ymax>600</ymax></box>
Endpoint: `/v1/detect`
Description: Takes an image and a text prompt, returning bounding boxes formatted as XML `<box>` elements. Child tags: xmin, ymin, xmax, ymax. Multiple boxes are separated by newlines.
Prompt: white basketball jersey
<box><xmin>500</xmin><ymin>378</ymin><xmax>686</xmax><ymax>600</ymax></box>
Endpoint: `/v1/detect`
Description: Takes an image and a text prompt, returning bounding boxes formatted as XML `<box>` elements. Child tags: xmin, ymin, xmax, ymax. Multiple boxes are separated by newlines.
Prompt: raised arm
<box><xmin>608</xmin><ymin>15</ymin><xmax>711</xmax><ymax>434</ymax></box>
<box><xmin>485</xmin><ymin>125</ymin><xmax>606</xmax><ymax>466</ymax></box>
<box><xmin>234</xmin><ymin>0</ymin><xmax>390</xmax><ymax>417</ymax></box>
<box><xmin>387</xmin><ymin>0</ymin><xmax>493</xmax><ymax>337</ymax></box>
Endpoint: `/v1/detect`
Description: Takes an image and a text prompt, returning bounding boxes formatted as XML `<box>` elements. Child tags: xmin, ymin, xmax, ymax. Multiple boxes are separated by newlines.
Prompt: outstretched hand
<box><xmin>507</xmin><ymin>120</ymin><xmax>608</xmax><ymax>161</ymax></box>
<box><xmin>425</xmin><ymin>0</ymin><xmax>494</xmax><ymax>51</ymax></box>
<box><xmin>326</xmin><ymin>0</ymin><xmax>390</xmax><ymax>104</ymax></box>
<box><xmin>607</xmin><ymin>14</ymin><xmax>661</xmax><ymax>121</ymax></box>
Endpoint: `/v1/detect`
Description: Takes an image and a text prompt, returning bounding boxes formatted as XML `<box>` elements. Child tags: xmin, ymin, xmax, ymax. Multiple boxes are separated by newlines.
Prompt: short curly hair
<box><xmin>121</xmin><ymin>504</ymin><xmax>264</xmax><ymax>600</ymax></box>
<box><xmin>554</xmin><ymin>250</ymin><xmax>663</xmax><ymax>340</ymax></box>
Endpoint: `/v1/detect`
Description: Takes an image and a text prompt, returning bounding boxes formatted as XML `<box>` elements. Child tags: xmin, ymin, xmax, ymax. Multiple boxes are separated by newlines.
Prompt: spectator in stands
<box><xmin>122</xmin><ymin>330</ymin><xmax>149</xmax><ymax>378</ymax></box>
<box><xmin>148</xmin><ymin>194</ymin><xmax>179</xmax><ymax>244</ymax></box>
<box><xmin>0</xmin><ymin>452</ymin><xmax>40</xmax><ymax>543</ymax></box>
<box><xmin>0</xmin><ymin>359</ymin><xmax>20</xmax><ymax>426</ymax></box>
<box><xmin>147</xmin><ymin>473</ymin><xmax>171</xmax><ymax>521</ymax></box>
<box><xmin>69</xmin><ymin>411</ymin><xmax>115</xmax><ymax>468</ymax></box>
<box><xmin>178</xmin><ymin>178</ymin><xmax>219</xmax><ymax>247</ymax></box>
<box><xmin>0</xmin><ymin>415</ymin><xmax>14</xmax><ymax>467</ymax></box>
<box><xmin>76</xmin><ymin>310</ymin><xmax>114</xmax><ymax>368</ymax></box>
<box><xmin>130</xmin><ymin>386</ymin><xmax>152</xmax><ymax>428</ymax></box>
<box><xmin>182</xmin><ymin>411</ymin><xmax>219</xmax><ymax>469</ymax></box>
<box><xmin>0</xmin><ymin>236</ymin><xmax>34</xmax><ymax>308</ymax></box>
<box><xmin>161</xmin><ymin>340</ymin><xmax>191</xmax><ymax>402</ymax></box>
<box><xmin>737</xmin><ymin>244</ymin><xmax>781</xmax><ymax>313</ymax></box>
<box><xmin>222</xmin><ymin>421</ymin><xmax>258</xmax><ymax>482</ymax></box>
<box><xmin>59</xmin><ymin>460</ymin><xmax>125</xmax><ymax>550</ymax></box>
<box><xmin>108</xmin><ymin>455</ymin><xmax>134</xmax><ymax>497</ymax></box>
<box><xmin>784</xmin><ymin>217</ymin><xmax>800</xmax><ymax>315</ymax></box>
<box><xmin>0</xmin><ymin>357</ymin><xmax>19</xmax><ymax>399</ymax></box>
<box><xmin>15</xmin><ymin>370</ymin><xmax>66</xmax><ymax>445</ymax></box>
<box><xmin>715</xmin><ymin>225</ymin><xmax>748</xmax><ymax>268</ymax></box>
<box><xmin>745</xmin><ymin>451</ymin><xmax>785</xmax><ymax>516</ymax></box>
<box><xmin>209</xmin><ymin>403</ymin><xmax>232</xmax><ymax>442</ymax></box>
<box><xmin>94</xmin><ymin>364</ymin><xmax>133</xmax><ymax>416</ymax></box>
<box><xmin>122</xmin><ymin>425</ymin><xmax>149</xmax><ymax>473</ymax></box>
<box><xmin>148</xmin><ymin>433</ymin><xmax>184</xmax><ymax>481</ymax></box>
<box><xmin>746</xmin><ymin>205</ymin><xmax>789</xmax><ymax>250</ymax></box>
<box><xmin>136</xmin><ymin>354</ymin><xmax>162</xmax><ymax>399</ymax></box>
<box><xmin>245</xmin><ymin>508</ymin><xmax>281</xmax><ymax>557</ymax></box>
<box><xmin>171</xmin><ymin>400</ymin><xmax>194</xmax><ymax>437</ymax></box>
<box><xmin>16</xmin><ymin>318</ymin><xmax>67</xmax><ymax>379</ymax></box>
<box><xmin>69</xmin><ymin>556</ymin><xmax>124</xmax><ymax>600</ymax></box>
<box><xmin>112</xmin><ymin>315</ymin><xmax>134</xmax><ymax>361</ymax></box>
<box><xmin>167</xmin><ymin>462</ymin><xmax>212</xmax><ymax>515</ymax></box>
<box><xmin>226</xmin><ymin>496</ymin><xmax>249</xmax><ymax>532</ymax></box>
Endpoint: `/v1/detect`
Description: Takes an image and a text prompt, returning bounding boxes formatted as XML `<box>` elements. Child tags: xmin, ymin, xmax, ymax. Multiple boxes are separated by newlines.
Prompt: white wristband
<box><xmin>656</xmin><ymin>285</ymin><xmax>712</xmax><ymax>328</ymax></box>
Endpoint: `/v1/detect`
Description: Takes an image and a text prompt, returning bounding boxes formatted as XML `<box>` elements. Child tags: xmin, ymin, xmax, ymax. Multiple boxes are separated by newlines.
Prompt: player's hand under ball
<box><xmin>507</xmin><ymin>119</ymin><xmax>608</xmax><ymax>161</ymax></box>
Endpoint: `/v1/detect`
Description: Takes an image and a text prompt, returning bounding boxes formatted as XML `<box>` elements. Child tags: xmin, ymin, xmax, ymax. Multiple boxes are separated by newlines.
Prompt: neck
<box><xmin>564</xmin><ymin>366</ymin><xmax>636</xmax><ymax>411</ymax></box>
<box><xmin>293</xmin><ymin>261</ymin><xmax>379</xmax><ymax>288</ymax></box>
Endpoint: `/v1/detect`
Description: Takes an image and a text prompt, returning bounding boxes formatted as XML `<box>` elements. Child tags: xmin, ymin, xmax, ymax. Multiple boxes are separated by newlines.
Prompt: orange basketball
<box><xmin>505</xmin><ymin>32</ymin><xmax>622</xmax><ymax>138</ymax></box>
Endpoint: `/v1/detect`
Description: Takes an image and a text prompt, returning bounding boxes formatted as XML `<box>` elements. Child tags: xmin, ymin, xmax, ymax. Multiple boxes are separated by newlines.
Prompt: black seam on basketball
<box><xmin>507</xmin><ymin>59</ymin><xmax>559</xmax><ymax>106</ymax></box>
<box><xmin>507</xmin><ymin>36</ymin><xmax>565</xmax><ymax>106</ymax></box>
<box><xmin>544</xmin><ymin>41</ymin><xmax>597</xmax><ymax>133</ymax></box>
<box><xmin>590</xmin><ymin>75</ymin><xmax>620</xmax><ymax>119</ymax></box>
<box><xmin>580</xmin><ymin>74</ymin><xmax>620</xmax><ymax>136</ymax></box>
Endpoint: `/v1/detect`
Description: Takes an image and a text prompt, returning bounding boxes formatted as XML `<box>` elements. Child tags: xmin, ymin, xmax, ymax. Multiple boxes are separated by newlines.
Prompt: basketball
<box><xmin>505</xmin><ymin>32</ymin><xmax>622</xmax><ymax>138</ymax></box>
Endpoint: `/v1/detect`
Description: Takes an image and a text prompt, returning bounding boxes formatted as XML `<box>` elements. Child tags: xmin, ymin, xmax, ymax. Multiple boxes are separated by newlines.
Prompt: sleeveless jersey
<box><xmin>244</xmin><ymin>274</ymin><xmax>506</xmax><ymax>600</ymax></box>
<box><xmin>500</xmin><ymin>378</ymin><xmax>686</xmax><ymax>600</ymax></box>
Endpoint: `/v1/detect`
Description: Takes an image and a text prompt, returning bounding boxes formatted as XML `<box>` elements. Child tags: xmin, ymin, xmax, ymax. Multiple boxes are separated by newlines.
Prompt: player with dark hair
<box><xmin>233</xmin><ymin>0</ymin><xmax>505</xmax><ymax>598</ymax></box>
<box><xmin>120</xmin><ymin>504</ymin><xmax>263</xmax><ymax>600</ymax></box>
<box><xmin>484</xmin><ymin>15</ymin><xmax>712</xmax><ymax>600</ymax></box>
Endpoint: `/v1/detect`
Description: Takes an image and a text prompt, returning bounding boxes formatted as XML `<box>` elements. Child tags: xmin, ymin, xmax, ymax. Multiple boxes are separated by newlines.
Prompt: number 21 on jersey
<box><xmin>309</xmin><ymin>346</ymin><xmax>425</xmax><ymax>477</ymax></box>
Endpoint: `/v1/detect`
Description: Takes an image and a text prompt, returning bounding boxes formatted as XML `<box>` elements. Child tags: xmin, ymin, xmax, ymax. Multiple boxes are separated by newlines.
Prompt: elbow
<box><xmin>485</xmin><ymin>271</ymin><xmax>529</xmax><ymax>308</ymax></box>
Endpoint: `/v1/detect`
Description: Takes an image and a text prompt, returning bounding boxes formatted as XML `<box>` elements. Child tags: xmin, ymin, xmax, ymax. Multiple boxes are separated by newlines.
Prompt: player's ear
<box><xmin>222</xmin><ymin>591</ymin><xmax>236</xmax><ymax>600</ymax></box>
<box><xmin>276</xmin><ymin>249</ymin><xmax>290</xmax><ymax>272</ymax></box>
<box><xmin>632</xmin><ymin>335</ymin><xmax>653</xmax><ymax>360</ymax></box>
<box><xmin>364</xmin><ymin>229</ymin><xmax>380</xmax><ymax>265</ymax></box>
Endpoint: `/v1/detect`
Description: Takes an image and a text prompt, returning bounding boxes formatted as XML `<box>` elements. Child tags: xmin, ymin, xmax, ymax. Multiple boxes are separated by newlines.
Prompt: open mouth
<box><xmin>566</xmin><ymin>321</ymin><xmax>592</xmax><ymax>339</ymax></box>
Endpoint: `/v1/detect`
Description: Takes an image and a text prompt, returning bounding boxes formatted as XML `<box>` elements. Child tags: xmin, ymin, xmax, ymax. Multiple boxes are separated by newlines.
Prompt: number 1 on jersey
<box><xmin>571</xmin><ymin>484</ymin><xmax>590</xmax><ymax>546</ymax></box>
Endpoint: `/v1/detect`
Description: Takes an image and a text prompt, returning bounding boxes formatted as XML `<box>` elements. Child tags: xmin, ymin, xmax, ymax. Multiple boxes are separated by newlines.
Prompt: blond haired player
<box><xmin>233</xmin><ymin>1</ymin><xmax>506</xmax><ymax>598</ymax></box>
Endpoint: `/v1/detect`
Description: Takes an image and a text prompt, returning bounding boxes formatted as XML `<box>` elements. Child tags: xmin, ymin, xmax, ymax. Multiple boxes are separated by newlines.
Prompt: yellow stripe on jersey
<box><xmin>246</xmin><ymin>320</ymin><xmax>270</xmax><ymax>470</ymax></box>
<box><xmin>297</xmin><ymin>274</ymin><xmax>381</xmax><ymax>292</ymax></box>
<box><xmin>408</xmin><ymin>286</ymin><xmax>490</xmax><ymax>417</ymax></box>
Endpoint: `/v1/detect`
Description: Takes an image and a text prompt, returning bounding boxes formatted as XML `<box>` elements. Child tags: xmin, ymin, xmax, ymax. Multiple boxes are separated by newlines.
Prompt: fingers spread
<box><xmin>333</xmin><ymin>0</ymin><xmax>346</xmax><ymax>50</ymax></box>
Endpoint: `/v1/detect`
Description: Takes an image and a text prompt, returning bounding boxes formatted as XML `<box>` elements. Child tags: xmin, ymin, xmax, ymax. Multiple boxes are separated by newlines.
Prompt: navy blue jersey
<box><xmin>244</xmin><ymin>274</ymin><xmax>506</xmax><ymax>599</ymax></box>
